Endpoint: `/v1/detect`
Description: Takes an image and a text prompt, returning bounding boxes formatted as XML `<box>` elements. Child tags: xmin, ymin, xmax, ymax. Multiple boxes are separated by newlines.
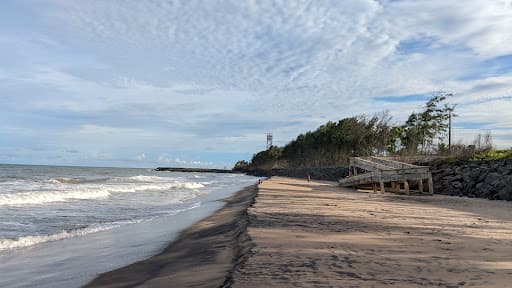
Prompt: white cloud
<box><xmin>2</xmin><ymin>0</ymin><xmax>512</xmax><ymax>166</ymax></box>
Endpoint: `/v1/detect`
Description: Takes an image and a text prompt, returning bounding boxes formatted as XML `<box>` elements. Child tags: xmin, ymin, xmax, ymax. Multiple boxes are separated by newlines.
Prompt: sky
<box><xmin>1</xmin><ymin>0</ymin><xmax>512</xmax><ymax>168</ymax></box>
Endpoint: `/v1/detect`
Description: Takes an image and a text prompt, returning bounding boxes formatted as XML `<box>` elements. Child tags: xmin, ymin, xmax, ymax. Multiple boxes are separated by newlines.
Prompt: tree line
<box><xmin>234</xmin><ymin>93</ymin><xmax>455</xmax><ymax>170</ymax></box>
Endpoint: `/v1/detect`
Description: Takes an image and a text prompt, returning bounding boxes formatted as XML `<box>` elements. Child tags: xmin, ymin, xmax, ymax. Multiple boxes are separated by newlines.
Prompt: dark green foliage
<box><xmin>240</xmin><ymin>93</ymin><xmax>458</xmax><ymax>169</ymax></box>
<box><xmin>233</xmin><ymin>160</ymin><xmax>250</xmax><ymax>171</ymax></box>
<box><xmin>250</xmin><ymin>146</ymin><xmax>283</xmax><ymax>166</ymax></box>
<box><xmin>400</xmin><ymin>93</ymin><xmax>455</xmax><ymax>154</ymax></box>
<box><xmin>250</xmin><ymin>113</ymin><xmax>392</xmax><ymax>168</ymax></box>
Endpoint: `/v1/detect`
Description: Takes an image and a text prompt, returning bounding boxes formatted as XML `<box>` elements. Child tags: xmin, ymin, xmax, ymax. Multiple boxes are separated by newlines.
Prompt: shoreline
<box><xmin>85</xmin><ymin>184</ymin><xmax>258</xmax><ymax>288</ymax></box>
<box><xmin>85</xmin><ymin>176</ymin><xmax>512</xmax><ymax>287</ymax></box>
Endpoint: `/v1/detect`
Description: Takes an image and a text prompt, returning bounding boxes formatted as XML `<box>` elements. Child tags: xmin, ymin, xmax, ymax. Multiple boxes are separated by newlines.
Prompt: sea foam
<box><xmin>0</xmin><ymin>225</ymin><xmax>117</xmax><ymax>251</ymax></box>
<box><xmin>0</xmin><ymin>180</ymin><xmax>205</xmax><ymax>206</ymax></box>
<box><xmin>0</xmin><ymin>202</ymin><xmax>201</xmax><ymax>251</ymax></box>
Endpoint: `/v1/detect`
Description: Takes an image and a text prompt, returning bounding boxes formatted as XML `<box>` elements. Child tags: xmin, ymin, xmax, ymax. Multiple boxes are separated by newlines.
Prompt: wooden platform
<box><xmin>338</xmin><ymin>156</ymin><xmax>433</xmax><ymax>195</ymax></box>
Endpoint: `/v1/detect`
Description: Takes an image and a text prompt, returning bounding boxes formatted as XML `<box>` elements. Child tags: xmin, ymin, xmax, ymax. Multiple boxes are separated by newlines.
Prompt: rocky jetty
<box><xmin>155</xmin><ymin>167</ymin><xmax>241</xmax><ymax>174</ymax></box>
<box><xmin>428</xmin><ymin>159</ymin><xmax>512</xmax><ymax>200</ymax></box>
<box><xmin>247</xmin><ymin>167</ymin><xmax>349</xmax><ymax>181</ymax></box>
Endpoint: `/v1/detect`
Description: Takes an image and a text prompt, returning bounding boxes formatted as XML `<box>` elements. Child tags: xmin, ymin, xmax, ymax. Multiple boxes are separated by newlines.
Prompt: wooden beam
<box><xmin>368</xmin><ymin>156</ymin><xmax>425</xmax><ymax>169</ymax></box>
<box><xmin>428</xmin><ymin>172</ymin><xmax>434</xmax><ymax>195</ymax></box>
<box><xmin>351</xmin><ymin>157</ymin><xmax>395</xmax><ymax>171</ymax></box>
<box><xmin>418</xmin><ymin>178</ymin><xmax>424</xmax><ymax>193</ymax></box>
<box><xmin>339</xmin><ymin>157</ymin><xmax>433</xmax><ymax>197</ymax></box>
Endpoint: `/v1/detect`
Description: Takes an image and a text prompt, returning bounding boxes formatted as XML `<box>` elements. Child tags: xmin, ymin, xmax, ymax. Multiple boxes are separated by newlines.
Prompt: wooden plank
<box><xmin>340</xmin><ymin>171</ymin><xmax>431</xmax><ymax>187</ymax></box>
<box><xmin>340</xmin><ymin>157</ymin><xmax>434</xmax><ymax>196</ymax></box>
<box><xmin>352</xmin><ymin>157</ymin><xmax>395</xmax><ymax>171</ymax></box>
<box><xmin>380</xmin><ymin>167</ymin><xmax>429</xmax><ymax>176</ymax></box>
<box><xmin>367</xmin><ymin>156</ymin><xmax>421</xmax><ymax>169</ymax></box>
<box><xmin>379</xmin><ymin>173</ymin><xmax>430</xmax><ymax>183</ymax></box>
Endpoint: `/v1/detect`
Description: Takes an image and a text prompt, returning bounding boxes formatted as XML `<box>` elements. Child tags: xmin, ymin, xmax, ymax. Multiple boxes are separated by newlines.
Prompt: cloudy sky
<box><xmin>1</xmin><ymin>0</ymin><xmax>511</xmax><ymax>168</ymax></box>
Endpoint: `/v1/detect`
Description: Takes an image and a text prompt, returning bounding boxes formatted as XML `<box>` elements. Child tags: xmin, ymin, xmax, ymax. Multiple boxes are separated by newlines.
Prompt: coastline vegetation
<box><xmin>234</xmin><ymin>93</ymin><xmax>510</xmax><ymax>171</ymax></box>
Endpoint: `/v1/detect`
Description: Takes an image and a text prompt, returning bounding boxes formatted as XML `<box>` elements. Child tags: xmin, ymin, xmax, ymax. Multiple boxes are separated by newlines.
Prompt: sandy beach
<box><xmin>232</xmin><ymin>177</ymin><xmax>512</xmax><ymax>287</ymax></box>
<box><xmin>85</xmin><ymin>176</ymin><xmax>512</xmax><ymax>287</ymax></box>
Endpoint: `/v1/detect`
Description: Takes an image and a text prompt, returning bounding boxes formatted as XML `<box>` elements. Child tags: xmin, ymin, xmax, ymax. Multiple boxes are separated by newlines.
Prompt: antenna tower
<box><xmin>266</xmin><ymin>133</ymin><xmax>273</xmax><ymax>149</ymax></box>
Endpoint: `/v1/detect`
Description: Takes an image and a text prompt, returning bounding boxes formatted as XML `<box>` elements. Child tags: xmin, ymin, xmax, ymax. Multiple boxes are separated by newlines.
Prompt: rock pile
<box><xmin>429</xmin><ymin>160</ymin><xmax>512</xmax><ymax>200</ymax></box>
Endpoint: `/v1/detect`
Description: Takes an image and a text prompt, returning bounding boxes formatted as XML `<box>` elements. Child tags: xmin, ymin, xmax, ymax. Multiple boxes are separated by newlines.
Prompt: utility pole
<box><xmin>448</xmin><ymin>111</ymin><xmax>452</xmax><ymax>153</ymax></box>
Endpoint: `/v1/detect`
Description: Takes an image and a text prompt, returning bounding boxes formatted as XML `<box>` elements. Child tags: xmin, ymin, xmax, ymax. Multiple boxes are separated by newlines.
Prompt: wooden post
<box><xmin>418</xmin><ymin>178</ymin><xmax>423</xmax><ymax>193</ymax></box>
<box><xmin>404</xmin><ymin>180</ymin><xmax>410</xmax><ymax>195</ymax></box>
<box><xmin>428</xmin><ymin>172</ymin><xmax>434</xmax><ymax>195</ymax></box>
<box><xmin>373</xmin><ymin>183</ymin><xmax>377</xmax><ymax>193</ymax></box>
<box><xmin>353</xmin><ymin>167</ymin><xmax>358</xmax><ymax>176</ymax></box>
<box><xmin>393</xmin><ymin>181</ymin><xmax>401</xmax><ymax>193</ymax></box>
<box><xmin>380</xmin><ymin>180</ymin><xmax>385</xmax><ymax>193</ymax></box>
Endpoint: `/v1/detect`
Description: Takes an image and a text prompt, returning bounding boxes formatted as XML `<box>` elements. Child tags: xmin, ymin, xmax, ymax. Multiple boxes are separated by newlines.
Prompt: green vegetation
<box><xmin>279</xmin><ymin>113</ymin><xmax>393</xmax><ymax>167</ymax></box>
<box><xmin>441</xmin><ymin>132</ymin><xmax>512</xmax><ymax>162</ymax></box>
<box><xmin>399</xmin><ymin>93</ymin><xmax>455</xmax><ymax>154</ymax></box>
<box><xmin>236</xmin><ymin>93</ymin><xmax>508</xmax><ymax>170</ymax></box>
<box><xmin>471</xmin><ymin>149</ymin><xmax>512</xmax><ymax>160</ymax></box>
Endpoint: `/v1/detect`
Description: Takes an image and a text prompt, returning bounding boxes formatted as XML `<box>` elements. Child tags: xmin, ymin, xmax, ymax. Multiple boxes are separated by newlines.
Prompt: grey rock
<box><xmin>451</xmin><ymin>181</ymin><xmax>463</xmax><ymax>190</ymax></box>
<box><xmin>484</xmin><ymin>172</ymin><xmax>503</xmax><ymax>187</ymax></box>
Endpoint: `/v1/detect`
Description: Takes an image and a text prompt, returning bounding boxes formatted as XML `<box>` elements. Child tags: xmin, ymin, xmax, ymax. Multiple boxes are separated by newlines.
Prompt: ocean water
<box><xmin>0</xmin><ymin>164</ymin><xmax>258</xmax><ymax>287</ymax></box>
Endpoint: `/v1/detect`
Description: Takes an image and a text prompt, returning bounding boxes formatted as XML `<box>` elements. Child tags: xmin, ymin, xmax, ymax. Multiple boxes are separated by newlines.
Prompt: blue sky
<box><xmin>1</xmin><ymin>0</ymin><xmax>512</xmax><ymax>168</ymax></box>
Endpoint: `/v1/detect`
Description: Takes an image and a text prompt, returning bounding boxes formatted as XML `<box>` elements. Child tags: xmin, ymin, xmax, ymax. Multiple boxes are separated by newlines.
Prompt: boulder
<box><xmin>484</xmin><ymin>172</ymin><xmax>503</xmax><ymax>187</ymax></box>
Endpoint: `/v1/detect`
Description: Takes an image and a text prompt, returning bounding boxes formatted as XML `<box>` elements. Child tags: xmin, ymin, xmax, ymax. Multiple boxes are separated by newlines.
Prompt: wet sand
<box><xmin>85</xmin><ymin>185</ymin><xmax>257</xmax><ymax>288</ymax></box>
<box><xmin>231</xmin><ymin>177</ymin><xmax>512</xmax><ymax>287</ymax></box>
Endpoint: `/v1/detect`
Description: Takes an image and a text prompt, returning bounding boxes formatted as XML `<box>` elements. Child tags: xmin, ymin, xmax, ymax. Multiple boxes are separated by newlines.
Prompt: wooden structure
<box><xmin>338</xmin><ymin>156</ymin><xmax>433</xmax><ymax>195</ymax></box>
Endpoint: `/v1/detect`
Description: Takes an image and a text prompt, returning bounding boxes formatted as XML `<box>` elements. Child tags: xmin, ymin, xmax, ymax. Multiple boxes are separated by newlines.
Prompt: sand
<box><xmin>85</xmin><ymin>185</ymin><xmax>257</xmax><ymax>288</ymax></box>
<box><xmin>85</xmin><ymin>177</ymin><xmax>512</xmax><ymax>287</ymax></box>
<box><xmin>231</xmin><ymin>177</ymin><xmax>512</xmax><ymax>287</ymax></box>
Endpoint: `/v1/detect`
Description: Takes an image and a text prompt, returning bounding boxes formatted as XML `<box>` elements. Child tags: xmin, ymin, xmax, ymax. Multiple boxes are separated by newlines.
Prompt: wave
<box><xmin>0</xmin><ymin>190</ymin><xmax>111</xmax><ymax>206</ymax></box>
<box><xmin>0</xmin><ymin>203</ymin><xmax>201</xmax><ymax>251</ymax></box>
<box><xmin>0</xmin><ymin>181</ymin><xmax>206</xmax><ymax>206</ymax></box>
<box><xmin>0</xmin><ymin>226</ymin><xmax>115</xmax><ymax>251</ymax></box>
<box><xmin>0</xmin><ymin>220</ymin><xmax>142</xmax><ymax>251</ymax></box>
<box><xmin>48</xmin><ymin>177</ymin><xmax>109</xmax><ymax>184</ymax></box>
<box><xmin>179</xmin><ymin>182</ymin><xmax>204</xmax><ymax>189</ymax></box>
<box><xmin>128</xmin><ymin>175</ymin><xmax>169</xmax><ymax>182</ymax></box>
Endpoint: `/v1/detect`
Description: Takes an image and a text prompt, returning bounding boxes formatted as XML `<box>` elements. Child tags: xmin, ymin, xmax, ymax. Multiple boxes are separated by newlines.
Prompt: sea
<box><xmin>0</xmin><ymin>164</ymin><xmax>258</xmax><ymax>288</ymax></box>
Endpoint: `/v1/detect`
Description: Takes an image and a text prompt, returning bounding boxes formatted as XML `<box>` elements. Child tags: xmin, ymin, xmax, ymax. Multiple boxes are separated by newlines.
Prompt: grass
<box><xmin>470</xmin><ymin>149</ymin><xmax>512</xmax><ymax>161</ymax></box>
<box><xmin>439</xmin><ymin>148</ymin><xmax>512</xmax><ymax>163</ymax></box>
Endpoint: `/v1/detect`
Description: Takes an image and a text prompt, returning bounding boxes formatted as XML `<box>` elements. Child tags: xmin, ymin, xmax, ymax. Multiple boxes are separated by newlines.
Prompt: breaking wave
<box><xmin>0</xmin><ymin>225</ymin><xmax>118</xmax><ymax>251</ymax></box>
<box><xmin>0</xmin><ymin>181</ymin><xmax>205</xmax><ymax>206</ymax></box>
<box><xmin>0</xmin><ymin>202</ymin><xmax>201</xmax><ymax>251</ymax></box>
<box><xmin>47</xmin><ymin>177</ymin><xmax>109</xmax><ymax>184</ymax></box>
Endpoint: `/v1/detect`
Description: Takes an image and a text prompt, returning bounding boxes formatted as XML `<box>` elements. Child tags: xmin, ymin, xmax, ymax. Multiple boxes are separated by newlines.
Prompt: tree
<box><xmin>233</xmin><ymin>160</ymin><xmax>249</xmax><ymax>171</ymax></box>
<box><xmin>401</xmin><ymin>93</ymin><xmax>455</xmax><ymax>154</ymax></box>
<box><xmin>258</xmin><ymin>113</ymin><xmax>393</xmax><ymax>168</ymax></box>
